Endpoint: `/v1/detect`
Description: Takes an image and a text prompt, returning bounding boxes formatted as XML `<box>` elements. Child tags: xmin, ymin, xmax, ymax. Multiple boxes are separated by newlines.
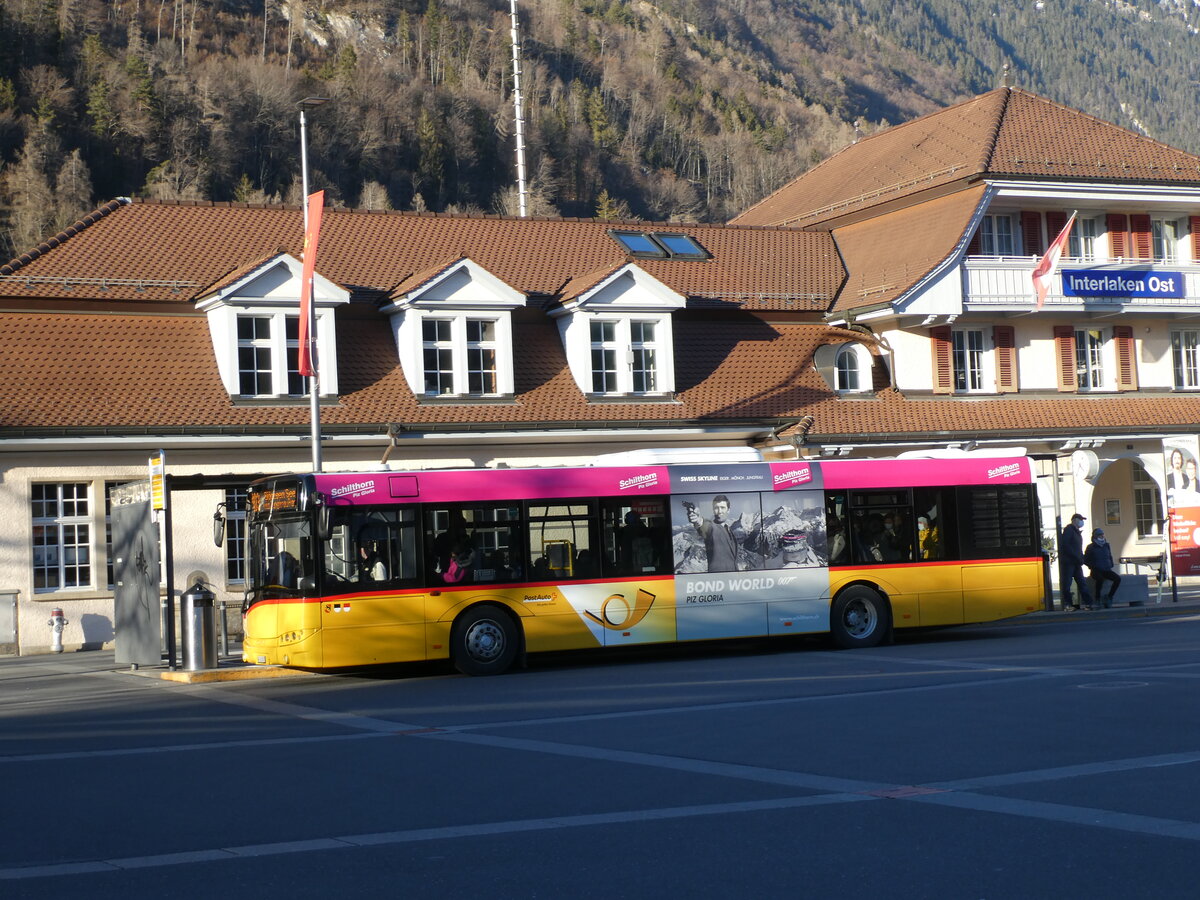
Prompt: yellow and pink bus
<box><xmin>233</xmin><ymin>456</ymin><xmax>1044</xmax><ymax>674</ymax></box>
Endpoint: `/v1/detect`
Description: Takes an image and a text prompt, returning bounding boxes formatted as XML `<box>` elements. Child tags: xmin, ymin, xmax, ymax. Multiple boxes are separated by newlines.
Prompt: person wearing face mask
<box><xmin>1083</xmin><ymin>527</ymin><xmax>1121</xmax><ymax>609</ymax></box>
<box><xmin>1058</xmin><ymin>513</ymin><xmax>1088</xmax><ymax>611</ymax></box>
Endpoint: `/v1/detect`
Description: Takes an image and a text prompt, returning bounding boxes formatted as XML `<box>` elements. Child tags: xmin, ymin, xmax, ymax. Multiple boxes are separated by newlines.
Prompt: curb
<box><xmin>124</xmin><ymin>664</ymin><xmax>317</xmax><ymax>683</ymax></box>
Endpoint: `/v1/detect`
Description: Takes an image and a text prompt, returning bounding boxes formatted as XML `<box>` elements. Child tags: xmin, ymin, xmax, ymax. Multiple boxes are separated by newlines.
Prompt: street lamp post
<box><xmin>298</xmin><ymin>96</ymin><xmax>329</xmax><ymax>473</ymax></box>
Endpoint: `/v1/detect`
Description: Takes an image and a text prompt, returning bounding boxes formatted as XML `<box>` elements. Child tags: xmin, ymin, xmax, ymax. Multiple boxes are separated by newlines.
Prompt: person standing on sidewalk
<box><xmin>1059</xmin><ymin>513</ymin><xmax>1089</xmax><ymax>610</ymax></box>
<box><xmin>1084</xmin><ymin>527</ymin><xmax>1121</xmax><ymax>609</ymax></box>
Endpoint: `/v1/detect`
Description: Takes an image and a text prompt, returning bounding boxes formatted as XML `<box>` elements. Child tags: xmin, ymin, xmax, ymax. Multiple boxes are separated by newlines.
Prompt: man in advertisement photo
<box><xmin>685</xmin><ymin>494</ymin><xmax>742</xmax><ymax>572</ymax></box>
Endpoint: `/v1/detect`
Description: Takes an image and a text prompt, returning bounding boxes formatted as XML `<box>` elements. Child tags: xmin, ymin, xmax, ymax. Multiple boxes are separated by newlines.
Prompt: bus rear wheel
<box><xmin>451</xmin><ymin>605</ymin><xmax>519</xmax><ymax>676</ymax></box>
<box><xmin>830</xmin><ymin>585</ymin><xmax>890</xmax><ymax>649</ymax></box>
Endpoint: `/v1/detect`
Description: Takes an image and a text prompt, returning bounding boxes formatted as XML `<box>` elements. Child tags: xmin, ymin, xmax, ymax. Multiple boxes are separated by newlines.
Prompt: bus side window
<box><xmin>825</xmin><ymin>492</ymin><xmax>849</xmax><ymax>565</ymax></box>
<box><xmin>601</xmin><ymin>497</ymin><xmax>670</xmax><ymax>577</ymax></box>
<box><xmin>425</xmin><ymin>508</ymin><xmax>476</xmax><ymax>586</ymax></box>
<box><xmin>527</xmin><ymin>501</ymin><xmax>598</xmax><ymax>581</ymax></box>
<box><xmin>345</xmin><ymin>507</ymin><xmax>419</xmax><ymax>585</ymax></box>
<box><xmin>464</xmin><ymin>505</ymin><xmax>522</xmax><ymax>584</ymax></box>
<box><xmin>913</xmin><ymin>488</ymin><xmax>953</xmax><ymax>561</ymax></box>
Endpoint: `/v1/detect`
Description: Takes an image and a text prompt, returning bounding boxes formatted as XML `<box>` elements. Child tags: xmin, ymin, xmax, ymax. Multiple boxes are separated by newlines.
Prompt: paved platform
<box><xmin>8</xmin><ymin>593</ymin><xmax>1200</xmax><ymax>680</ymax></box>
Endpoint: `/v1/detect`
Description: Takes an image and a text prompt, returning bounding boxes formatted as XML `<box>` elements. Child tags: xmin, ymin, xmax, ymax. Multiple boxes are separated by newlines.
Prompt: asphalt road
<box><xmin>4</xmin><ymin>610</ymin><xmax>1200</xmax><ymax>898</ymax></box>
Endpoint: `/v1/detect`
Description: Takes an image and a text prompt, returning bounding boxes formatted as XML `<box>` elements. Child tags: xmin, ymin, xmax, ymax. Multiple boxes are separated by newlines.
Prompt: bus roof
<box><xmin>279</xmin><ymin>456</ymin><xmax>1033</xmax><ymax>507</ymax></box>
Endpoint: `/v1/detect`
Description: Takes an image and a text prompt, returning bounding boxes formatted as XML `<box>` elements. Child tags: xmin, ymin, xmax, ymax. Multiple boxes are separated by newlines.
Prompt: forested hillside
<box><xmin>2</xmin><ymin>0</ymin><xmax>1199</xmax><ymax>258</ymax></box>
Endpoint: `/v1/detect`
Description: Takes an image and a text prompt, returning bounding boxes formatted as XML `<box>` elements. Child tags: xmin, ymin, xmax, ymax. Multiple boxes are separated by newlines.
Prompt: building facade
<box><xmin>3</xmin><ymin>87</ymin><xmax>1198</xmax><ymax>653</ymax></box>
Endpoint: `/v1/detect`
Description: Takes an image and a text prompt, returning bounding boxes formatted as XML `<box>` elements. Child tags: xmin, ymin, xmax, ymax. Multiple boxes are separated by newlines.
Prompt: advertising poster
<box><xmin>1164</xmin><ymin>436</ymin><xmax>1200</xmax><ymax>576</ymax></box>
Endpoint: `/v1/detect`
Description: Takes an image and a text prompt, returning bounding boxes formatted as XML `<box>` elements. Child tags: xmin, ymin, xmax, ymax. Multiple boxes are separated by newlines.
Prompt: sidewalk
<box><xmin>6</xmin><ymin>591</ymin><xmax>1200</xmax><ymax>680</ymax></box>
<box><xmin>1026</xmin><ymin>581</ymin><xmax>1200</xmax><ymax>622</ymax></box>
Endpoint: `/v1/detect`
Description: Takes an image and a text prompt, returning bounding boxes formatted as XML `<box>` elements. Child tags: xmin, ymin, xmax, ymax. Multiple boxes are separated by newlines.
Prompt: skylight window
<box><xmin>610</xmin><ymin>231</ymin><xmax>666</xmax><ymax>257</ymax></box>
<box><xmin>652</xmin><ymin>232</ymin><xmax>709</xmax><ymax>259</ymax></box>
<box><xmin>609</xmin><ymin>230</ymin><xmax>710</xmax><ymax>260</ymax></box>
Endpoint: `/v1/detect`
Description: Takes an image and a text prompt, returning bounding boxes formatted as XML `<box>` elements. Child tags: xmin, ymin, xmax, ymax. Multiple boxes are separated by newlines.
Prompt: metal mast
<box><xmin>509</xmin><ymin>0</ymin><xmax>529</xmax><ymax>217</ymax></box>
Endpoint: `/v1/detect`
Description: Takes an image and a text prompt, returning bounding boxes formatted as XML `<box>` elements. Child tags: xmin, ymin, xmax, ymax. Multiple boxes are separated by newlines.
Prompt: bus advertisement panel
<box><xmin>234</xmin><ymin>456</ymin><xmax>1042</xmax><ymax>674</ymax></box>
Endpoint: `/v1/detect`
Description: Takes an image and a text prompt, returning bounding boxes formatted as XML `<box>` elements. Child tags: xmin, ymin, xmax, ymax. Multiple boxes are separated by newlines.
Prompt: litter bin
<box><xmin>181</xmin><ymin>581</ymin><xmax>218</xmax><ymax>671</ymax></box>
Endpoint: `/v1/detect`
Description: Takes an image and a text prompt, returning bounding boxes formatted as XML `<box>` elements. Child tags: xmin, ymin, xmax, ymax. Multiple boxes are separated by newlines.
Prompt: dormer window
<box><xmin>383</xmin><ymin>258</ymin><xmax>525</xmax><ymax>402</ymax></box>
<box><xmin>588</xmin><ymin>318</ymin><xmax>663</xmax><ymax>394</ymax></box>
<box><xmin>420</xmin><ymin>315</ymin><xmax>503</xmax><ymax>396</ymax></box>
<box><xmin>237</xmin><ymin>314</ymin><xmax>305</xmax><ymax>396</ymax></box>
<box><xmin>551</xmin><ymin>263</ymin><xmax>685</xmax><ymax>400</ymax></box>
<box><xmin>196</xmin><ymin>252</ymin><xmax>350</xmax><ymax>401</ymax></box>
<box><xmin>815</xmin><ymin>340</ymin><xmax>875</xmax><ymax>395</ymax></box>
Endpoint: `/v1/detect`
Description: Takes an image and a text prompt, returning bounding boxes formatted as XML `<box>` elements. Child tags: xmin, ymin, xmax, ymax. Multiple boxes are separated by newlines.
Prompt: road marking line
<box><xmin>0</xmin><ymin>794</ymin><xmax>872</xmax><ymax>881</ymax></box>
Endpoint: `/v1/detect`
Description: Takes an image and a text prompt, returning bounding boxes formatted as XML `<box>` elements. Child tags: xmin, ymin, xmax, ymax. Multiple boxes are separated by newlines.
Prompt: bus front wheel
<box><xmin>830</xmin><ymin>586</ymin><xmax>890</xmax><ymax>649</ymax></box>
<box><xmin>451</xmin><ymin>605</ymin><xmax>519</xmax><ymax>676</ymax></box>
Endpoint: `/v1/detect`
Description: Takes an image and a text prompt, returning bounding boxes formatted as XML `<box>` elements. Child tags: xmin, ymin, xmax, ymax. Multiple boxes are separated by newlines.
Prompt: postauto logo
<box><xmin>583</xmin><ymin>589</ymin><xmax>657</xmax><ymax>630</ymax></box>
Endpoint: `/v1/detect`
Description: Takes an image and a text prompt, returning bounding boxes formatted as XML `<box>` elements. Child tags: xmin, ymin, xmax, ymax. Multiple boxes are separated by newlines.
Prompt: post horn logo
<box><xmin>583</xmin><ymin>588</ymin><xmax>657</xmax><ymax>630</ymax></box>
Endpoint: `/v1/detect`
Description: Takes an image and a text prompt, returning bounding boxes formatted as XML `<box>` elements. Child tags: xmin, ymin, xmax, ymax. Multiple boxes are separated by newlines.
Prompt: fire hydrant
<box><xmin>49</xmin><ymin>607</ymin><xmax>68</xmax><ymax>653</ymax></box>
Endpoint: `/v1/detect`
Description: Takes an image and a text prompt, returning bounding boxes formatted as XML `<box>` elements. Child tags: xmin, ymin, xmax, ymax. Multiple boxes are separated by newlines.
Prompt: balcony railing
<box><xmin>963</xmin><ymin>256</ymin><xmax>1200</xmax><ymax>308</ymax></box>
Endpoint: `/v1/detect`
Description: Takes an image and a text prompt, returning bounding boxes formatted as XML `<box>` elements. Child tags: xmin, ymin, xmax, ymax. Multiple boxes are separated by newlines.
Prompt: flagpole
<box><xmin>298</xmin><ymin>97</ymin><xmax>328</xmax><ymax>473</ymax></box>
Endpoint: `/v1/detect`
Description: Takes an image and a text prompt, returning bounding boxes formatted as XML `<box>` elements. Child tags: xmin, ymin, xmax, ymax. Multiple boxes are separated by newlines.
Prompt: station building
<box><xmin>3</xmin><ymin>86</ymin><xmax>1199</xmax><ymax>653</ymax></box>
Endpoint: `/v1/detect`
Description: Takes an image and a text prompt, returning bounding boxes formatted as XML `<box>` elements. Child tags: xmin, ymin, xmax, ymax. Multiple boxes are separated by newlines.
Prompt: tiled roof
<box><xmin>0</xmin><ymin>201</ymin><xmax>843</xmax><ymax>311</ymax></box>
<box><xmin>4</xmin><ymin>306</ymin><xmax>1200</xmax><ymax>443</ymax></box>
<box><xmin>0</xmin><ymin>309</ymin><xmax>860</xmax><ymax>431</ymax></box>
<box><xmin>731</xmin><ymin>87</ymin><xmax>1200</xmax><ymax>229</ymax></box>
<box><xmin>829</xmin><ymin>186</ymin><xmax>985</xmax><ymax>314</ymax></box>
<box><xmin>989</xmin><ymin>88</ymin><xmax>1200</xmax><ymax>182</ymax></box>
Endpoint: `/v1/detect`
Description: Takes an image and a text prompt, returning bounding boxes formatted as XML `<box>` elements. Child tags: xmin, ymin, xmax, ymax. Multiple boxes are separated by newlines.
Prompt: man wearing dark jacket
<box><xmin>1084</xmin><ymin>527</ymin><xmax>1121</xmax><ymax>609</ymax></box>
<box><xmin>1059</xmin><ymin>513</ymin><xmax>1088</xmax><ymax>610</ymax></box>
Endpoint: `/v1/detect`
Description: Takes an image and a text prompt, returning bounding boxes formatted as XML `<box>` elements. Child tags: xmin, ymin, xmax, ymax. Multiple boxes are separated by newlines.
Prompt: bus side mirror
<box><xmin>316</xmin><ymin>498</ymin><xmax>331</xmax><ymax>541</ymax></box>
<box><xmin>213</xmin><ymin>506</ymin><xmax>226</xmax><ymax>548</ymax></box>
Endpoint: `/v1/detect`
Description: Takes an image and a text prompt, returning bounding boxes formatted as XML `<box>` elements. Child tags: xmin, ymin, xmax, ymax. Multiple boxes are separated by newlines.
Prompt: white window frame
<box><xmin>951</xmin><ymin>328</ymin><xmax>990</xmax><ymax>393</ymax></box>
<box><xmin>1171</xmin><ymin>329</ymin><xmax>1200</xmax><ymax>390</ymax></box>
<box><xmin>466</xmin><ymin>319</ymin><xmax>500</xmax><ymax>394</ymax></box>
<box><xmin>1152</xmin><ymin>218</ymin><xmax>1179</xmax><ymax>262</ymax></box>
<box><xmin>33</xmin><ymin>482</ymin><xmax>92</xmax><ymax>593</ymax></box>
<box><xmin>224</xmin><ymin>487</ymin><xmax>248</xmax><ymax>585</ymax></box>
<box><xmin>583</xmin><ymin>315</ymin><xmax>672</xmax><ymax>396</ymax></box>
<box><xmin>414</xmin><ymin>313</ymin><xmax>509</xmax><ymax>397</ymax></box>
<box><xmin>1068</xmin><ymin>217</ymin><xmax>1098</xmax><ymax>260</ymax></box>
<box><xmin>1132</xmin><ymin>465</ymin><xmax>1163</xmax><ymax>539</ymax></box>
<box><xmin>834</xmin><ymin>343</ymin><xmax>872</xmax><ymax>393</ymax></box>
<box><xmin>235</xmin><ymin>312</ymin><xmax>305</xmax><ymax>398</ymax></box>
<box><xmin>980</xmin><ymin>214</ymin><xmax>1015</xmax><ymax>256</ymax></box>
<box><xmin>630</xmin><ymin>320</ymin><xmax>660</xmax><ymax>393</ymax></box>
<box><xmin>1074</xmin><ymin>326</ymin><xmax>1111</xmax><ymax>392</ymax></box>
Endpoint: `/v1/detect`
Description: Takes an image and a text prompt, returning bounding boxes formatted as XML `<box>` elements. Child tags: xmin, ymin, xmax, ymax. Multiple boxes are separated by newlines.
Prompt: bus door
<box><xmin>910</xmin><ymin>488</ymin><xmax>962</xmax><ymax>626</ymax></box>
<box><xmin>246</xmin><ymin>516</ymin><xmax>320</xmax><ymax>658</ymax></box>
<box><xmin>320</xmin><ymin>507</ymin><xmax>424</xmax><ymax>666</ymax></box>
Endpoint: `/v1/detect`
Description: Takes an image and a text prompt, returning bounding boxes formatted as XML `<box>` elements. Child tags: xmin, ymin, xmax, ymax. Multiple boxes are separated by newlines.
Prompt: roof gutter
<box><xmin>0</xmin><ymin>423</ymin><xmax>777</xmax><ymax>455</ymax></box>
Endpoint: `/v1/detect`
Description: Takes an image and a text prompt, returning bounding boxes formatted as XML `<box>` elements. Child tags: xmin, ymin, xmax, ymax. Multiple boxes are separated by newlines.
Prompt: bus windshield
<box><xmin>249</xmin><ymin>515</ymin><xmax>316</xmax><ymax>597</ymax></box>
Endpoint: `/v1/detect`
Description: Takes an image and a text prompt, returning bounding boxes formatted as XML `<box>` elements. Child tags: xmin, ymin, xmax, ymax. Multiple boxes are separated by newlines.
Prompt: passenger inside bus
<box><xmin>431</xmin><ymin>511</ymin><xmax>475</xmax><ymax>584</ymax></box>
<box><xmin>854</xmin><ymin>513</ymin><xmax>887</xmax><ymax>564</ymax></box>
<box><xmin>270</xmin><ymin>551</ymin><xmax>299</xmax><ymax>588</ymax></box>
<box><xmin>358</xmin><ymin>539</ymin><xmax>388</xmax><ymax>582</ymax></box>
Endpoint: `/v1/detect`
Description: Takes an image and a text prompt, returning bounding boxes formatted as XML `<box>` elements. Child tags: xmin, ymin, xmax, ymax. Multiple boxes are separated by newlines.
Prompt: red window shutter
<box><xmin>966</xmin><ymin>229</ymin><xmax>981</xmax><ymax>255</ymax></box>
<box><xmin>1046</xmin><ymin>210</ymin><xmax>1068</xmax><ymax>244</ymax></box>
<box><xmin>930</xmin><ymin>325</ymin><xmax>953</xmax><ymax>394</ymax></box>
<box><xmin>1054</xmin><ymin>325</ymin><xmax>1077</xmax><ymax>392</ymax></box>
<box><xmin>1115</xmin><ymin>325</ymin><xmax>1138</xmax><ymax>391</ymax></box>
<box><xmin>1131</xmin><ymin>214</ymin><xmax>1152</xmax><ymax>259</ymax></box>
<box><xmin>994</xmin><ymin>325</ymin><xmax>1017</xmax><ymax>393</ymax></box>
<box><xmin>1190</xmin><ymin>216</ymin><xmax>1200</xmax><ymax>261</ymax></box>
<box><xmin>1107</xmin><ymin>214</ymin><xmax>1128</xmax><ymax>258</ymax></box>
<box><xmin>1020</xmin><ymin>211</ymin><xmax>1042</xmax><ymax>256</ymax></box>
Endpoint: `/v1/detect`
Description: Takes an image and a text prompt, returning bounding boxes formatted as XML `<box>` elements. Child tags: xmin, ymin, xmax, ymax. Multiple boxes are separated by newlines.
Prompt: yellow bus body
<box><xmin>243</xmin><ymin>558</ymin><xmax>1042</xmax><ymax>668</ymax></box>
